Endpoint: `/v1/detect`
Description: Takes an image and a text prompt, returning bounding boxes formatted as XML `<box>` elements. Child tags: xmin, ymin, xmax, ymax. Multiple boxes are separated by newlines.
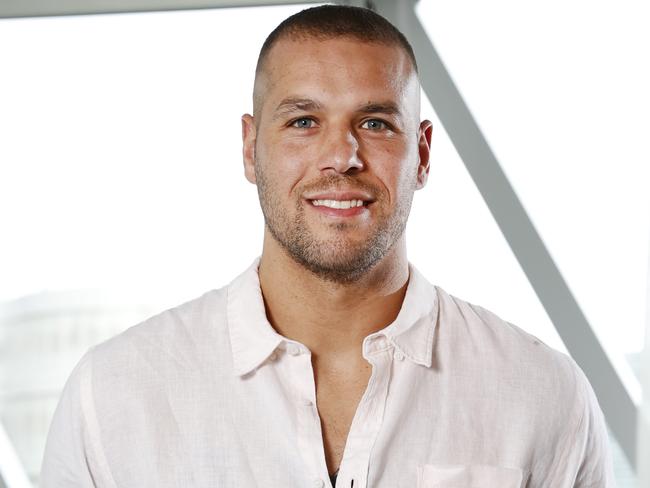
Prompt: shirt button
<box><xmin>375</xmin><ymin>337</ymin><xmax>388</xmax><ymax>349</ymax></box>
<box><xmin>312</xmin><ymin>479</ymin><xmax>324</xmax><ymax>488</ymax></box>
<box><xmin>394</xmin><ymin>350</ymin><xmax>405</xmax><ymax>361</ymax></box>
<box><xmin>287</xmin><ymin>344</ymin><xmax>301</xmax><ymax>356</ymax></box>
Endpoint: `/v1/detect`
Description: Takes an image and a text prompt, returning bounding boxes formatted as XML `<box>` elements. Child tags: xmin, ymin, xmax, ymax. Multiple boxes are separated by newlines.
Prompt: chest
<box><xmin>95</xmin><ymin>350</ymin><xmax>548</xmax><ymax>488</ymax></box>
<box><xmin>315</xmin><ymin>363</ymin><xmax>373</xmax><ymax>472</ymax></box>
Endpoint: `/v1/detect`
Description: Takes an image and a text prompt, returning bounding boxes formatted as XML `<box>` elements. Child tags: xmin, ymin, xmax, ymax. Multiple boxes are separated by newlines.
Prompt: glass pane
<box><xmin>415</xmin><ymin>0</ymin><xmax>649</xmax><ymax>362</ymax></box>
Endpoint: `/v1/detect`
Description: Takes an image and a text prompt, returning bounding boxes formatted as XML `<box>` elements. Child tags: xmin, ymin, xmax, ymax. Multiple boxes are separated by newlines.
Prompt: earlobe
<box><xmin>416</xmin><ymin>120</ymin><xmax>433</xmax><ymax>190</ymax></box>
<box><xmin>241</xmin><ymin>114</ymin><xmax>257</xmax><ymax>184</ymax></box>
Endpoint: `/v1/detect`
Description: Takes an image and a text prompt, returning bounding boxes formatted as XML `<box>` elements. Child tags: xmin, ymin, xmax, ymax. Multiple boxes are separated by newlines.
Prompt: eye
<box><xmin>291</xmin><ymin>118</ymin><xmax>316</xmax><ymax>129</ymax></box>
<box><xmin>361</xmin><ymin>119</ymin><xmax>388</xmax><ymax>131</ymax></box>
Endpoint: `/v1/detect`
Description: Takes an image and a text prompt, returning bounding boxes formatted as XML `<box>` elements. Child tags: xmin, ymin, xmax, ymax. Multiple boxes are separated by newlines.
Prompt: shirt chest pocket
<box><xmin>416</xmin><ymin>464</ymin><xmax>524</xmax><ymax>488</ymax></box>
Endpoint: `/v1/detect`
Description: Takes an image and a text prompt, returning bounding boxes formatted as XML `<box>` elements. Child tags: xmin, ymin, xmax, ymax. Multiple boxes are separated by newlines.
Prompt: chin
<box><xmin>306</xmin><ymin>246</ymin><xmax>386</xmax><ymax>277</ymax></box>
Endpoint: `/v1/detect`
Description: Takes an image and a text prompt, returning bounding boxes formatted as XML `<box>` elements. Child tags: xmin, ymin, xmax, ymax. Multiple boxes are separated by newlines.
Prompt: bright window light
<box><xmin>416</xmin><ymin>0</ymin><xmax>650</xmax><ymax>359</ymax></box>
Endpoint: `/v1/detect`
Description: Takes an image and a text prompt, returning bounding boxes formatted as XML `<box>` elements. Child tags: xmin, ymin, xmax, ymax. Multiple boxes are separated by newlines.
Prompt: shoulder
<box><xmin>432</xmin><ymin>286</ymin><xmax>610</xmax><ymax>459</ymax></box>
<box><xmin>87</xmin><ymin>286</ymin><xmax>230</xmax><ymax>382</ymax></box>
<box><xmin>434</xmin><ymin>285</ymin><xmax>587</xmax><ymax>405</ymax></box>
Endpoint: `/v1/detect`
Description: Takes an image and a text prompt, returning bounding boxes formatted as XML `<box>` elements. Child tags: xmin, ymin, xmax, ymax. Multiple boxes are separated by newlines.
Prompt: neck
<box><xmin>257</xmin><ymin>229</ymin><xmax>410</xmax><ymax>362</ymax></box>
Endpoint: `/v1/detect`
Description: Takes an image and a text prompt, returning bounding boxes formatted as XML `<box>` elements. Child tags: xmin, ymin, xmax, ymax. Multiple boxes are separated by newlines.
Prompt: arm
<box><xmin>570</xmin><ymin>358</ymin><xmax>617</xmax><ymax>488</ymax></box>
<box><xmin>40</xmin><ymin>350</ymin><xmax>99</xmax><ymax>488</ymax></box>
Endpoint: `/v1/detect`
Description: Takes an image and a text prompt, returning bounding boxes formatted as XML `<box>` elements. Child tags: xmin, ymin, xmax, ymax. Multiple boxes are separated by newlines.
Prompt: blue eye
<box><xmin>291</xmin><ymin>118</ymin><xmax>315</xmax><ymax>128</ymax></box>
<box><xmin>362</xmin><ymin>119</ymin><xmax>387</xmax><ymax>130</ymax></box>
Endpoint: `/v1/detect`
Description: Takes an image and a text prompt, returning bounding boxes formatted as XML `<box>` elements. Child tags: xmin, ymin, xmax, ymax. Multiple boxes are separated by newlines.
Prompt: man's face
<box><xmin>242</xmin><ymin>37</ymin><xmax>432</xmax><ymax>283</ymax></box>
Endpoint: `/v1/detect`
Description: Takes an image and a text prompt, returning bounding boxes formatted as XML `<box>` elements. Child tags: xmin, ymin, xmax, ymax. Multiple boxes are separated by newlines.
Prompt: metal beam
<box><xmin>639</xmin><ymin>242</ymin><xmax>650</xmax><ymax>485</ymax></box>
<box><xmin>371</xmin><ymin>0</ymin><xmax>638</xmax><ymax>469</ymax></box>
<box><xmin>0</xmin><ymin>423</ymin><xmax>32</xmax><ymax>488</ymax></box>
<box><xmin>0</xmin><ymin>0</ymin><xmax>320</xmax><ymax>19</ymax></box>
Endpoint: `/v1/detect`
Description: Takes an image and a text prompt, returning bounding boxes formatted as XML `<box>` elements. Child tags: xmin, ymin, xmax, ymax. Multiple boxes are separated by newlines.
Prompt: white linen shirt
<box><xmin>41</xmin><ymin>257</ymin><xmax>616</xmax><ymax>488</ymax></box>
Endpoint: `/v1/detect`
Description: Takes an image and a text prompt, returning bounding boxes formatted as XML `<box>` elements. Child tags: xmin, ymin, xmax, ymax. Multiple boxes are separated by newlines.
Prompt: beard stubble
<box><xmin>254</xmin><ymin>158</ymin><xmax>415</xmax><ymax>285</ymax></box>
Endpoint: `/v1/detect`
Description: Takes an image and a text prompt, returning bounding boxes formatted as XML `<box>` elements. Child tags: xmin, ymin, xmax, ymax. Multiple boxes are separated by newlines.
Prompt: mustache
<box><xmin>300</xmin><ymin>174</ymin><xmax>379</xmax><ymax>197</ymax></box>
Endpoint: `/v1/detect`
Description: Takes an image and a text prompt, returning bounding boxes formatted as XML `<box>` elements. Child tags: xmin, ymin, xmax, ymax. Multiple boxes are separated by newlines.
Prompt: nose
<box><xmin>317</xmin><ymin>128</ymin><xmax>364</xmax><ymax>174</ymax></box>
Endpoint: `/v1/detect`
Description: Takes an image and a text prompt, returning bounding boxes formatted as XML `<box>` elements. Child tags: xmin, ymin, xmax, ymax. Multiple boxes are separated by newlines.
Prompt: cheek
<box><xmin>366</xmin><ymin>141</ymin><xmax>415</xmax><ymax>194</ymax></box>
<box><xmin>274</xmin><ymin>140</ymin><xmax>313</xmax><ymax>170</ymax></box>
<box><xmin>258</xmin><ymin>137</ymin><xmax>312</xmax><ymax>195</ymax></box>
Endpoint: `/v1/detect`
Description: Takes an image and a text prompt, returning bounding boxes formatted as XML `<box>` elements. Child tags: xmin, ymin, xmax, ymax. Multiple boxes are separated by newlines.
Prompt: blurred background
<box><xmin>0</xmin><ymin>1</ymin><xmax>648</xmax><ymax>486</ymax></box>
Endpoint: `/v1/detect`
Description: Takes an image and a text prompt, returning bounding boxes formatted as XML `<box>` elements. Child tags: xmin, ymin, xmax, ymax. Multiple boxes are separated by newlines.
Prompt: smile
<box><xmin>311</xmin><ymin>199</ymin><xmax>365</xmax><ymax>209</ymax></box>
<box><xmin>307</xmin><ymin>198</ymin><xmax>371</xmax><ymax>218</ymax></box>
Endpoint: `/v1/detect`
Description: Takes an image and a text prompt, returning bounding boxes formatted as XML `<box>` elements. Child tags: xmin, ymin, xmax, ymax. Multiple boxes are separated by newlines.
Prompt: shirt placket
<box><xmin>335</xmin><ymin>337</ymin><xmax>392</xmax><ymax>488</ymax></box>
<box><xmin>286</xmin><ymin>342</ymin><xmax>331</xmax><ymax>488</ymax></box>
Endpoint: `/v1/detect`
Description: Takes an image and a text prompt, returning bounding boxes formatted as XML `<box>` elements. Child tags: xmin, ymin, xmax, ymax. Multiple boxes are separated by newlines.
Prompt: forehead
<box><xmin>258</xmin><ymin>37</ymin><xmax>419</xmax><ymax>115</ymax></box>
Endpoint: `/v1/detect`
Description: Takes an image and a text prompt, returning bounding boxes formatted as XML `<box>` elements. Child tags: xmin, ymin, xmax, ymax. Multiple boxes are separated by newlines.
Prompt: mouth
<box><xmin>305</xmin><ymin>198</ymin><xmax>373</xmax><ymax>218</ymax></box>
<box><xmin>309</xmin><ymin>198</ymin><xmax>370</xmax><ymax>209</ymax></box>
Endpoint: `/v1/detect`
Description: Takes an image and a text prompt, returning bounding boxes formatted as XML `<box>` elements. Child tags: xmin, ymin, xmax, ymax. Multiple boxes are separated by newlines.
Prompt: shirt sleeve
<box><xmin>40</xmin><ymin>349</ymin><xmax>99</xmax><ymax>488</ymax></box>
<box><xmin>569</xmin><ymin>358</ymin><xmax>617</xmax><ymax>488</ymax></box>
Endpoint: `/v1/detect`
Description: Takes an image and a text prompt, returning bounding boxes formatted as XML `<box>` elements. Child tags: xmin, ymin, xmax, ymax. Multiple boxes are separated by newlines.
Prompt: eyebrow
<box><xmin>273</xmin><ymin>98</ymin><xmax>322</xmax><ymax>119</ymax></box>
<box><xmin>272</xmin><ymin>97</ymin><xmax>403</xmax><ymax>120</ymax></box>
<box><xmin>357</xmin><ymin>102</ymin><xmax>401</xmax><ymax>116</ymax></box>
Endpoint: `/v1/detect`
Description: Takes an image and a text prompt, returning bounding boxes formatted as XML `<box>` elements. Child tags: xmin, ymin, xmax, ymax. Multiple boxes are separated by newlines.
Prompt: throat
<box><xmin>257</xmin><ymin>235</ymin><xmax>411</xmax><ymax>350</ymax></box>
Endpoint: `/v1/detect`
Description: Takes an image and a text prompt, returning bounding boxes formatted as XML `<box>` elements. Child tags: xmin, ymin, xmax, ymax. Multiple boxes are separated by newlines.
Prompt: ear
<box><xmin>415</xmin><ymin>119</ymin><xmax>433</xmax><ymax>190</ymax></box>
<box><xmin>241</xmin><ymin>113</ymin><xmax>257</xmax><ymax>184</ymax></box>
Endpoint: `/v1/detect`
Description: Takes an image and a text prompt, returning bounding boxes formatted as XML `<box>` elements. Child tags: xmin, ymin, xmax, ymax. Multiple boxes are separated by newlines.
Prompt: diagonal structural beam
<box><xmin>0</xmin><ymin>423</ymin><xmax>32</xmax><ymax>488</ymax></box>
<box><xmin>639</xmin><ymin>243</ymin><xmax>650</xmax><ymax>486</ymax></box>
<box><xmin>370</xmin><ymin>0</ymin><xmax>639</xmax><ymax>470</ymax></box>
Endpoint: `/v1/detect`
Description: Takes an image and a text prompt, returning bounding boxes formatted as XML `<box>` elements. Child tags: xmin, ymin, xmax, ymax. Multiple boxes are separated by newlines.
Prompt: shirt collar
<box><xmin>226</xmin><ymin>256</ymin><xmax>439</xmax><ymax>376</ymax></box>
<box><xmin>226</xmin><ymin>257</ymin><xmax>285</xmax><ymax>376</ymax></box>
<box><xmin>371</xmin><ymin>262</ymin><xmax>439</xmax><ymax>367</ymax></box>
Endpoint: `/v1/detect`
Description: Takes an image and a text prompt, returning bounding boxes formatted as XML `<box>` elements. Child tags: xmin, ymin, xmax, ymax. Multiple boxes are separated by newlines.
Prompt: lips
<box><xmin>304</xmin><ymin>191</ymin><xmax>375</xmax><ymax>203</ymax></box>
<box><xmin>307</xmin><ymin>191</ymin><xmax>374</xmax><ymax>218</ymax></box>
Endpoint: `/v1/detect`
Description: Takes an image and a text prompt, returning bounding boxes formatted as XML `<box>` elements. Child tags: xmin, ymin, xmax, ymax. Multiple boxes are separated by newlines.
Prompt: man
<box><xmin>41</xmin><ymin>5</ymin><xmax>616</xmax><ymax>487</ymax></box>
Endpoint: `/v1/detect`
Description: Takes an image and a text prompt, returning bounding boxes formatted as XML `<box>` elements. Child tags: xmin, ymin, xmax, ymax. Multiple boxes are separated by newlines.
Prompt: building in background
<box><xmin>0</xmin><ymin>290</ymin><xmax>162</xmax><ymax>486</ymax></box>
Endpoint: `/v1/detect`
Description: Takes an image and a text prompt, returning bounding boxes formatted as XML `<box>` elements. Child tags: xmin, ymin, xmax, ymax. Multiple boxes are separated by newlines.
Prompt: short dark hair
<box><xmin>255</xmin><ymin>4</ymin><xmax>418</xmax><ymax>77</ymax></box>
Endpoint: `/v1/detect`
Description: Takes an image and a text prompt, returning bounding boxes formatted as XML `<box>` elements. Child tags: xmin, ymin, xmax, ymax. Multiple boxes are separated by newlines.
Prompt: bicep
<box><xmin>40</xmin><ymin>351</ymin><xmax>97</xmax><ymax>488</ymax></box>
<box><xmin>571</xmin><ymin>363</ymin><xmax>617</xmax><ymax>487</ymax></box>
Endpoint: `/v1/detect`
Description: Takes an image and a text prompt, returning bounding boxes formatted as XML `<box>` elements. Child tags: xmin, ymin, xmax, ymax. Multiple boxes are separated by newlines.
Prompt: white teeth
<box><xmin>312</xmin><ymin>199</ymin><xmax>364</xmax><ymax>208</ymax></box>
